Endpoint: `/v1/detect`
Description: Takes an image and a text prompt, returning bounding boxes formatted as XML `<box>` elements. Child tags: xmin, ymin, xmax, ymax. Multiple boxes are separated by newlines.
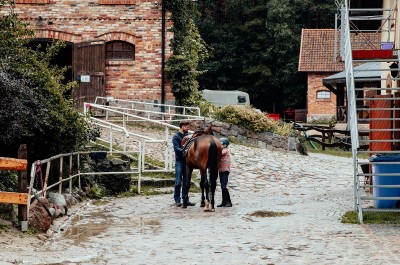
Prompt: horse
<box><xmin>182</xmin><ymin>126</ymin><xmax>222</xmax><ymax>211</ymax></box>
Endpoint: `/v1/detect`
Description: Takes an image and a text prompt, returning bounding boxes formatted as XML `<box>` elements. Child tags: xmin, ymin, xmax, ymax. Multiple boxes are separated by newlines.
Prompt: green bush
<box><xmin>213</xmin><ymin>105</ymin><xmax>294</xmax><ymax>136</ymax></box>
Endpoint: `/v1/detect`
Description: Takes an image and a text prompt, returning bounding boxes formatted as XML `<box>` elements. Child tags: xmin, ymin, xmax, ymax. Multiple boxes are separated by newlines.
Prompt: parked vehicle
<box><xmin>200</xmin><ymin>89</ymin><xmax>250</xmax><ymax>107</ymax></box>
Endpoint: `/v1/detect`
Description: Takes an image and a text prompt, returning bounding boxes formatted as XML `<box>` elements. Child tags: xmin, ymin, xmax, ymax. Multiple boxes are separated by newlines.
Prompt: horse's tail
<box><xmin>208</xmin><ymin>140</ymin><xmax>218</xmax><ymax>179</ymax></box>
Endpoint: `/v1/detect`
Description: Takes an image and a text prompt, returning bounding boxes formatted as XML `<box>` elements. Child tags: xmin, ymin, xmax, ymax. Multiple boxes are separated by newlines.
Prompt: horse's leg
<box><xmin>203</xmin><ymin>169</ymin><xmax>211</xmax><ymax>211</ymax></box>
<box><xmin>210</xmin><ymin>171</ymin><xmax>217</xmax><ymax>212</ymax></box>
<box><xmin>200</xmin><ymin>170</ymin><xmax>205</xmax><ymax>207</ymax></box>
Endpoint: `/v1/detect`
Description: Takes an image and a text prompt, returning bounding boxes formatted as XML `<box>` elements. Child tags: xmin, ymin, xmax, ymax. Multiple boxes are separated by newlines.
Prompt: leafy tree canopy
<box><xmin>0</xmin><ymin>0</ymin><xmax>96</xmax><ymax>162</ymax></box>
<box><xmin>165</xmin><ymin>0</ymin><xmax>209</xmax><ymax>107</ymax></box>
<box><xmin>196</xmin><ymin>0</ymin><xmax>337</xmax><ymax>113</ymax></box>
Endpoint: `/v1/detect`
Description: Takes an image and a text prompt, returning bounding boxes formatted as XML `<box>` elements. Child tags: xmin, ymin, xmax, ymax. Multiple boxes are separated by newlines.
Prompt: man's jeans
<box><xmin>174</xmin><ymin>160</ymin><xmax>187</xmax><ymax>203</ymax></box>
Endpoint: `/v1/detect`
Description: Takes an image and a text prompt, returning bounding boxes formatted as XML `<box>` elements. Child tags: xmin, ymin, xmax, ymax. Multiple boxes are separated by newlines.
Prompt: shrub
<box><xmin>213</xmin><ymin>105</ymin><xmax>294</xmax><ymax>136</ymax></box>
<box><xmin>0</xmin><ymin>1</ymin><xmax>97</xmax><ymax>162</ymax></box>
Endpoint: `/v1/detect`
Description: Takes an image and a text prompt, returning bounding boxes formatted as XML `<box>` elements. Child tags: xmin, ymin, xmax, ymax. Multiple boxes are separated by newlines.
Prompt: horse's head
<box><xmin>204</xmin><ymin>125</ymin><xmax>214</xmax><ymax>135</ymax></box>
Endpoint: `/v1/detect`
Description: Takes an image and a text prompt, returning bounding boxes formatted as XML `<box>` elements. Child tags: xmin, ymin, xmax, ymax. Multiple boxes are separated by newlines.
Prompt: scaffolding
<box><xmin>339</xmin><ymin>0</ymin><xmax>400</xmax><ymax>223</ymax></box>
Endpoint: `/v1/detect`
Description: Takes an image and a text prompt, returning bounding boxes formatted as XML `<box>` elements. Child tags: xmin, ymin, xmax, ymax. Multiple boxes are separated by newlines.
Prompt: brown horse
<box><xmin>182</xmin><ymin>127</ymin><xmax>222</xmax><ymax>211</ymax></box>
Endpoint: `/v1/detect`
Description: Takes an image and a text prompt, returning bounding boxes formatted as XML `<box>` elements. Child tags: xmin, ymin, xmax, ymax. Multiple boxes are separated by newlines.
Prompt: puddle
<box><xmin>63</xmin><ymin>208</ymin><xmax>162</xmax><ymax>245</ymax></box>
<box><xmin>91</xmin><ymin>199</ymin><xmax>110</xmax><ymax>206</ymax></box>
<box><xmin>249</xmin><ymin>210</ymin><xmax>293</xmax><ymax>218</ymax></box>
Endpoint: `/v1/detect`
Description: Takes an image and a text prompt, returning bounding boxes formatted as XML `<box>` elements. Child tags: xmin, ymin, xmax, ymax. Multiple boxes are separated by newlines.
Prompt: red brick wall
<box><xmin>307</xmin><ymin>73</ymin><xmax>337</xmax><ymax>122</ymax></box>
<box><xmin>2</xmin><ymin>0</ymin><xmax>174</xmax><ymax>102</ymax></box>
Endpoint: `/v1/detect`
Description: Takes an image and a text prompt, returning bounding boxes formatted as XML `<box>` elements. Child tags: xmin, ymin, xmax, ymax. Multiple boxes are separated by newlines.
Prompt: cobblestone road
<box><xmin>2</xmin><ymin>142</ymin><xmax>400</xmax><ymax>265</ymax></box>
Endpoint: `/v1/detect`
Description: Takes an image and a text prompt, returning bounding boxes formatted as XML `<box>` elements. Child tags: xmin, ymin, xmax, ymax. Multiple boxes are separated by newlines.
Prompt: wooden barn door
<box><xmin>73</xmin><ymin>40</ymin><xmax>105</xmax><ymax>109</ymax></box>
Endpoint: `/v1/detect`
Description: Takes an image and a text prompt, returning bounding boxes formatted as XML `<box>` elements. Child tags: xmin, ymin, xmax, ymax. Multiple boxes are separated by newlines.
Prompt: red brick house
<box><xmin>298</xmin><ymin>29</ymin><xmax>342</xmax><ymax>123</ymax></box>
<box><xmin>299</xmin><ymin>29</ymin><xmax>381</xmax><ymax>123</ymax></box>
<box><xmin>2</xmin><ymin>0</ymin><xmax>173</xmax><ymax>107</ymax></box>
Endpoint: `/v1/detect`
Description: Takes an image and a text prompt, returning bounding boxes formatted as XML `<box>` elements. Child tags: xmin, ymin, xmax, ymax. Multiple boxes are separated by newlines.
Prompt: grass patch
<box><xmin>142</xmin><ymin>156</ymin><xmax>165</xmax><ymax>168</ymax></box>
<box><xmin>141</xmin><ymin>171</ymin><xmax>175</xmax><ymax>179</ymax></box>
<box><xmin>305</xmin><ymin>141</ymin><xmax>369</xmax><ymax>159</ymax></box>
<box><xmin>342</xmin><ymin>210</ymin><xmax>400</xmax><ymax>224</ymax></box>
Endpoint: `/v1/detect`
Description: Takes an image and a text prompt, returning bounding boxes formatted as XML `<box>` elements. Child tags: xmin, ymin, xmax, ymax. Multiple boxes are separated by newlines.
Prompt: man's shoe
<box><xmin>181</xmin><ymin>203</ymin><xmax>187</xmax><ymax>208</ymax></box>
<box><xmin>225</xmin><ymin>202</ymin><xmax>232</xmax><ymax>207</ymax></box>
<box><xmin>186</xmin><ymin>201</ymin><xmax>196</xmax><ymax>206</ymax></box>
<box><xmin>174</xmin><ymin>202</ymin><xmax>182</xmax><ymax>207</ymax></box>
<box><xmin>217</xmin><ymin>202</ymin><xmax>226</xmax><ymax>207</ymax></box>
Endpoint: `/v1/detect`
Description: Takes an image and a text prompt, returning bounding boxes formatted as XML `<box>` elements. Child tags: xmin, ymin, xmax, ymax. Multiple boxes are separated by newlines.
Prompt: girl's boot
<box><xmin>225</xmin><ymin>189</ymin><xmax>232</xmax><ymax>207</ymax></box>
<box><xmin>217</xmin><ymin>189</ymin><xmax>227</xmax><ymax>207</ymax></box>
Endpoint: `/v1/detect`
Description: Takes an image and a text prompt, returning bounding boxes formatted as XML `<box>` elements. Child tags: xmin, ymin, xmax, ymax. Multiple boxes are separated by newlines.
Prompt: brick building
<box><xmin>298</xmin><ymin>29</ymin><xmax>342</xmax><ymax>123</ymax></box>
<box><xmin>2</xmin><ymin>0</ymin><xmax>173</xmax><ymax>107</ymax></box>
<box><xmin>299</xmin><ymin>29</ymin><xmax>380</xmax><ymax>123</ymax></box>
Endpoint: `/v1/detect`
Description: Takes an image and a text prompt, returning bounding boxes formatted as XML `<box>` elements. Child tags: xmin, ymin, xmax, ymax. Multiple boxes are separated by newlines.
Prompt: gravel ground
<box><xmin>1</xmin><ymin>141</ymin><xmax>400</xmax><ymax>264</ymax></box>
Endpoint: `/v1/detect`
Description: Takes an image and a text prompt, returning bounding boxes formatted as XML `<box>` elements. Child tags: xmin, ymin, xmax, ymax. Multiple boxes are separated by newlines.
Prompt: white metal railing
<box><xmin>341</xmin><ymin>1</ymin><xmax>364</xmax><ymax>223</ymax></box>
<box><xmin>29</xmin><ymin>149</ymin><xmax>142</xmax><ymax>200</ymax></box>
<box><xmin>342</xmin><ymin>1</ymin><xmax>359</xmax><ymax>150</ymax></box>
<box><xmin>94</xmin><ymin>96</ymin><xmax>201</xmax><ymax>118</ymax></box>
<box><xmin>85</xmin><ymin>102</ymin><xmax>204</xmax><ymax>173</ymax></box>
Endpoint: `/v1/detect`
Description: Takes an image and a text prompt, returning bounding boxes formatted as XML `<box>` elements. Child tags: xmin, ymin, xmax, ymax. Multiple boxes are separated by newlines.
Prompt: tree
<box><xmin>165</xmin><ymin>0</ymin><xmax>208</xmax><ymax>107</ymax></box>
<box><xmin>0</xmin><ymin>0</ymin><xmax>96</xmax><ymax>162</ymax></box>
<box><xmin>196</xmin><ymin>0</ymin><xmax>247</xmax><ymax>92</ymax></box>
<box><xmin>195</xmin><ymin>0</ymin><xmax>337</xmax><ymax>113</ymax></box>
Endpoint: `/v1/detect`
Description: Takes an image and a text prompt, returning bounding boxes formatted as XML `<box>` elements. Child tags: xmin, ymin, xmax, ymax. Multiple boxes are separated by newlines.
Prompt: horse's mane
<box><xmin>192</xmin><ymin>126</ymin><xmax>214</xmax><ymax>138</ymax></box>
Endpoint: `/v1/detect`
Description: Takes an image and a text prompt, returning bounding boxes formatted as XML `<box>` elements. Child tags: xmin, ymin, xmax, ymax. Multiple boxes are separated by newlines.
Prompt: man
<box><xmin>172</xmin><ymin>121</ymin><xmax>195</xmax><ymax>207</ymax></box>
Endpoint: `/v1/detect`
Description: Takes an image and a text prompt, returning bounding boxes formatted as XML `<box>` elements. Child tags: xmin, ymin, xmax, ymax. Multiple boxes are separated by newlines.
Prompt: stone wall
<box><xmin>3</xmin><ymin>0</ymin><xmax>174</xmax><ymax>103</ymax></box>
<box><xmin>192</xmin><ymin>119</ymin><xmax>304</xmax><ymax>154</ymax></box>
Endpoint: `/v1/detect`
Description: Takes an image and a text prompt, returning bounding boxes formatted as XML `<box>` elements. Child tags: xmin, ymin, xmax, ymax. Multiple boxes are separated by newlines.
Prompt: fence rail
<box><xmin>0</xmin><ymin>145</ymin><xmax>29</xmax><ymax>232</ymax></box>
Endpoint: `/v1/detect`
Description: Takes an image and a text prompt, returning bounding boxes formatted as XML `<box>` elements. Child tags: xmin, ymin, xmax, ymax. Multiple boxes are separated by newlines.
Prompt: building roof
<box><xmin>298</xmin><ymin>29</ymin><xmax>381</xmax><ymax>73</ymax></box>
<box><xmin>298</xmin><ymin>29</ymin><xmax>343</xmax><ymax>72</ymax></box>
<box><xmin>322</xmin><ymin>62</ymin><xmax>380</xmax><ymax>84</ymax></box>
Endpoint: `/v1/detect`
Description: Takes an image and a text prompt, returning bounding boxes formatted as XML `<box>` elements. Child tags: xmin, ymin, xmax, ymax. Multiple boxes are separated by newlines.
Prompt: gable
<box><xmin>298</xmin><ymin>29</ymin><xmax>343</xmax><ymax>73</ymax></box>
<box><xmin>298</xmin><ymin>29</ymin><xmax>380</xmax><ymax>73</ymax></box>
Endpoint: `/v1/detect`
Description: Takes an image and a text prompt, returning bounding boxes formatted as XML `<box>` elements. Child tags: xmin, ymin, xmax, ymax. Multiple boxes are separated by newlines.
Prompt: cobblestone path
<box><xmin>2</xmin><ymin>135</ymin><xmax>400</xmax><ymax>264</ymax></box>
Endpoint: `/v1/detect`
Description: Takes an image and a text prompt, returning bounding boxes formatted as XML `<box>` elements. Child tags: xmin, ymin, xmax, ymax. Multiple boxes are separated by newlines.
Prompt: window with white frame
<box><xmin>316</xmin><ymin>90</ymin><xmax>331</xmax><ymax>99</ymax></box>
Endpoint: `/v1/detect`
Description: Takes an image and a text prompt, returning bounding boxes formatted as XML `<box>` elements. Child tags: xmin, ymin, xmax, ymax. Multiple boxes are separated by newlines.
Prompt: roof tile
<box><xmin>298</xmin><ymin>29</ymin><xmax>380</xmax><ymax>72</ymax></box>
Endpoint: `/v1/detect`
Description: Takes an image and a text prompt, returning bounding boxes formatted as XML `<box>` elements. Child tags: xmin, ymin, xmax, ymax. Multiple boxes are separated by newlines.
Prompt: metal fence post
<box><xmin>165</xmin><ymin>127</ymin><xmax>169</xmax><ymax>171</ymax></box>
<box><xmin>77</xmin><ymin>154</ymin><xmax>81</xmax><ymax>190</ymax></box>
<box><xmin>69</xmin><ymin>155</ymin><xmax>73</xmax><ymax>193</ymax></box>
<box><xmin>59</xmin><ymin>156</ymin><xmax>63</xmax><ymax>194</ymax></box>
<box><xmin>138</xmin><ymin>140</ymin><xmax>142</xmax><ymax>194</ymax></box>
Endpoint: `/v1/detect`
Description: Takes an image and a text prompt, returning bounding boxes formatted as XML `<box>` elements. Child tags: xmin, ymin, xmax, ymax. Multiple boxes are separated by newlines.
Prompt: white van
<box><xmin>200</xmin><ymin>89</ymin><xmax>250</xmax><ymax>107</ymax></box>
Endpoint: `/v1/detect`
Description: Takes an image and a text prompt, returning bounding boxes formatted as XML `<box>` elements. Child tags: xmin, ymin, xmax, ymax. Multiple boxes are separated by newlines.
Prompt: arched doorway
<box><xmin>27</xmin><ymin>39</ymin><xmax>73</xmax><ymax>86</ymax></box>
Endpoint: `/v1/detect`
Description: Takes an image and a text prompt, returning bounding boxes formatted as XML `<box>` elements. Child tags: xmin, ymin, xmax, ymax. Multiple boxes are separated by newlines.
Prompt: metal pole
<box><xmin>138</xmin><ymin>140</ymin><xmax>142</xmax><ymax>194</ymax></box>
<box><xmin>161</xmin><ymin>0</ymin><xmax>166</xmax><ymax>113</ymax></box>
<box><xmin>77</xmin><ymin>154</ymin><xmax>81</xmax><ymax>190</ymax></box>
<box><xmin>59</xmin><ymin>156</ymin><xmax>63</xmax><ymax>194</ymax></box>
<box><xmin>165</xmin><ymin>127</ymin><xmax>169</xmax><ymax>170</ymax></box>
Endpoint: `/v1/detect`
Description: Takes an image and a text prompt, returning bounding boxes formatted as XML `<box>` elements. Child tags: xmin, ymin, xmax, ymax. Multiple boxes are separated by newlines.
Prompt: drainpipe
<box><xmin>161</xmin><ymin>0</ymin><xmax>166</xmax><ymax>113</ymax></box>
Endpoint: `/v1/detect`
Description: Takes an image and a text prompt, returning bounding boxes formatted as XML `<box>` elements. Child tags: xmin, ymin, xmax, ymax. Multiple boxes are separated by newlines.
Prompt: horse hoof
<box><xmin>210</xmin><ymin>208</ymin><xmax>215</xmax><ymax>212</ymax></box>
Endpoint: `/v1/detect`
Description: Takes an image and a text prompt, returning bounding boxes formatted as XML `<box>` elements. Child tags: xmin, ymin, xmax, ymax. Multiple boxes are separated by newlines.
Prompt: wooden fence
<box><xmin>294</xmin><ymin>124</ymin><xmax>369</xmax><ymax>151</ymax></box>
<box><xmin>0</xmin><ymin>144</ymin><xmax>29</xmax><ymax>232</ymax></box>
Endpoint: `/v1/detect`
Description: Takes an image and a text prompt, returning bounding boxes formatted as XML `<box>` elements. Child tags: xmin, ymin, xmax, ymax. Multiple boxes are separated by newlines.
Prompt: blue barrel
<box><xmin>370</xmin><ymin>154</ymin><xmax>400</xmax><ymax>208</ymax></box>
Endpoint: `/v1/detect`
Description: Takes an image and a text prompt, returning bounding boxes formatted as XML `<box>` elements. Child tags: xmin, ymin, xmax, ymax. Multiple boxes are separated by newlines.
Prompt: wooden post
<box><xmin>17</xmin><ymin>144</ymin><xmax>28</xmax><ymax>232</ymax></box>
